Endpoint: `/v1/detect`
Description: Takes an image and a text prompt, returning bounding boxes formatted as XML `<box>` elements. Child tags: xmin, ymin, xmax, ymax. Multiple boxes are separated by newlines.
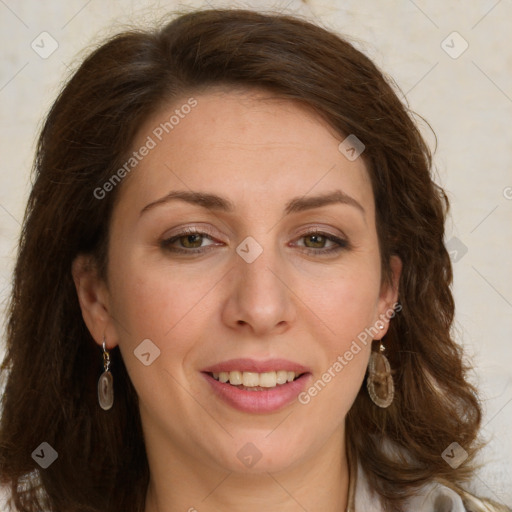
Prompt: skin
<box><xmin>73</xmin><ymin>88</ymin><xmax>401</xmax><ymax>512</ymax></box>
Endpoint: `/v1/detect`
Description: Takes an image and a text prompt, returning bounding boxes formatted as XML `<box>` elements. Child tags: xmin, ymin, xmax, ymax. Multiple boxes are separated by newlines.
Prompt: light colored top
<box><xmin>348</xmin><ymin>456</ymin><xmax>510</xmax><ymax>512</ymax></box>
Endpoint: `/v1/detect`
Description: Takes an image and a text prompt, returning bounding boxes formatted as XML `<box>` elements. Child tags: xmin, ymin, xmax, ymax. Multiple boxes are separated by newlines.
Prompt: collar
<box><xmin>346</xmin><ymin>449</ymin><xmax>471</xmax><ymax>512</ymax></box>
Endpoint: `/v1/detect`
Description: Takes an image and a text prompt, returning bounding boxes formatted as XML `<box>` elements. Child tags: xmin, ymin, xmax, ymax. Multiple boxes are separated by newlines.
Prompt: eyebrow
<box><xmin>140</xmin><ymin>190</ymin><xmax>233</xmax><ymax>216</ymax></box>
<box><xmin>140</xmin><ymin>189</ymin><xmax>365</xmax><ymax>217</ymax></box>
<box><xmin>285</xmin><ymin>190</ymin><xmax>365</xmax><ymax>216</ymax></box>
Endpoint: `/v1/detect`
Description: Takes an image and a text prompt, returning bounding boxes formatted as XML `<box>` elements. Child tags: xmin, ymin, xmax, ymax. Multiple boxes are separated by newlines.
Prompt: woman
<box><xmin>0</xmin><ymin>8</ymin><xmax>509</xmax><ymax>512</ymax></box>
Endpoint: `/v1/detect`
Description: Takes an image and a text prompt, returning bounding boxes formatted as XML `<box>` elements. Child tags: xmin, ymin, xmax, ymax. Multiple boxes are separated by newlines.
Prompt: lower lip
<box><xmin>202</xmin><ymin>372</ymin><xmax>311</xmax><ymax>413</ymax></box>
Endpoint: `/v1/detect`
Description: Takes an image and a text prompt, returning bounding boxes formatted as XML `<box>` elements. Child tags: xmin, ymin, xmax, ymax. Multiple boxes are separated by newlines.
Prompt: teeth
<box><xmin>260</xmin><ymin>372</ymin><xmax>278</xmax><ymax>387</ymax></box>
<box><xmin>229</xmin><ymin>371</ymin><xmax>242</xmax><ymax>385</ymax></box>
<box><xmin>211</xmin><ymin>370</ymin><xmax>301</xmax><ymax>388</ymax></box>
<box><xmin>242</xmin><ymin>372</ymin><xmax>259</xmax><ymax>387</ymax></box>
<box><xmin>276</xmin><ymin>370</ymin><xmax>288</xmax><ymax>385</ymax></box>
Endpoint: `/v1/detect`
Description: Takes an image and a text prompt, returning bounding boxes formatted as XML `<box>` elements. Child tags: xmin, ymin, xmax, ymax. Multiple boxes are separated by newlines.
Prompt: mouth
<box><xmin>206</xmin><ymin>370</ymin><xmax>305</xmax><ymax>391</ymax></box>
<box><xmin>201</xmin><ymin>362</ymin><xmax>311</xmax><ymax>413</ymax></box>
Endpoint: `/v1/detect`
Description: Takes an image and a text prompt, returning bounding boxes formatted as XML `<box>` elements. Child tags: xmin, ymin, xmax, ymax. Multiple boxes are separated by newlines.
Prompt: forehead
<box><xmin>113</xmin><ymin>88</ymin><xmax>374</xmax><ymax>219</ymax></box>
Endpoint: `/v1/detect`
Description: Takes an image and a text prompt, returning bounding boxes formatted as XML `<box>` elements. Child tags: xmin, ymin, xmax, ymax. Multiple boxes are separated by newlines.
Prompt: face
<box><xmin>77</xmin><ymin>88</ymin><xmax>399</xmax><ymax>476</ymax></box>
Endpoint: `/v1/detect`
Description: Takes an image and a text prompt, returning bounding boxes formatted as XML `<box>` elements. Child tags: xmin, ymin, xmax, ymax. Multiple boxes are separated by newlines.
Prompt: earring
<box><xmin>98</xmin><ymin>338</ymin><xmax>114</xmax><ymax>411</ymax></box>
<box><xmin>367</xmin><ymin>340</ymin><xmax>394</xmax><ymax>408</ymax></box>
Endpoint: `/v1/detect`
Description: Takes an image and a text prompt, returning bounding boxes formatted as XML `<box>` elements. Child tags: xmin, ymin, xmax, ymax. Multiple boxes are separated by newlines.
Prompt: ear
<box><xmin>374</xmin><ymin>255</ymin><xmax>402</xmax><ymax>340</ymax></box>
<box><xmin>71</xmin><ymin>254</ymin><xmax>118</xmax><ymax>349</ymax></box>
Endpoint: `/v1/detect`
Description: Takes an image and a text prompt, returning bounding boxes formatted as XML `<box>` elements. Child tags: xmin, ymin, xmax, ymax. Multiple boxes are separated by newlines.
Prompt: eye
<box><xmin>177</xmin><ymin>233</ymin><xmax>207</xmax><ymax>249</ymax></box>
<box><xmin>160</xmin><ymin>228</ymin><xmax>221</xmax><ymax>253</ymax></box>
<box><xmin>303</xmin><ymin>234</ymin><xmax>329</xmax><ymax>248</ymax></box>
<box><xmin>293</xmin><ymin>231</ymin><xmax>349</xmax><ymax>254</ymax></box>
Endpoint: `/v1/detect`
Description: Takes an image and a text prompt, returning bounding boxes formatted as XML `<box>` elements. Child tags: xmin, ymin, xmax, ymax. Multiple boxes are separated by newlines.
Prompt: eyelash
<box><xmin>160</xmin><ymin>227</ymin><xmax>220</xmax><ymax>255</ymax></box>
<box><xmin>160</xmin><ymin>228</ymin><xmax>350</xmax><ymax>256</ymax></box>
<box><xmin>295</xmin><ymin>232</ymin><xmax>350</xmax><ymax>254</ymax></box>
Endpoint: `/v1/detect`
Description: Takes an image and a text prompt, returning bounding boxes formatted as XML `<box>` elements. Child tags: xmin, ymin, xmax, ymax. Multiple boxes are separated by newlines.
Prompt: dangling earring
<box><xmin>98</xmin><ymin>337</ymin><xmax>114</xmax><ymax>411</ymax></box>
<box><xmin>367</xmin><ymin>339</ymin><xmax>394</xmax><ymax>408</ymax></box>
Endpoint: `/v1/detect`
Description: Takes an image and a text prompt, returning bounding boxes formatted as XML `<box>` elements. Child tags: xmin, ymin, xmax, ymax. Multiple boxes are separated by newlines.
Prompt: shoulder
<box><xmin>353</xmin><ymin>461</ymin><xmax>511</xmax><ymax>512</ymax></box>
<box><xmin>403</xmin><ymin>481</ymin><xmax>510</xmax><ymax>512</ymax></box>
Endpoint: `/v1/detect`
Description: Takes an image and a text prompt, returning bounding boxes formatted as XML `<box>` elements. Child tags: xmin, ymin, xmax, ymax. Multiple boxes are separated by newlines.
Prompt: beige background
<box><xmin>1</xmin><ymin>0</ymin><xmax>511</xmax><ymax>506</ymax></box>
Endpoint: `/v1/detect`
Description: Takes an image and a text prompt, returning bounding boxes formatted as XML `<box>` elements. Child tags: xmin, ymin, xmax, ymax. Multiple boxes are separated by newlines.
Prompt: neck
<box><xmin>144</xmin><ymin>428</ymin><xmax>350</xmax><ymax>512</ymax></box>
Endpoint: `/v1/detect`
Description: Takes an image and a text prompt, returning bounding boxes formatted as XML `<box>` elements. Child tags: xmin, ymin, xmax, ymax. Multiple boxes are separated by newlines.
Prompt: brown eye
<box><xmin>303</xmin><ymin>234</ymin><xmax>327</xmax><ymax>248</ymax></box>
<box><xmin>179</xmin><ymin>233</ymin><xmax>204</xmax><ymax>248</ymax></box>
<box><xmin>293</xmin><ymin>231</ymin><xmax>349</xmax><ymax>255</ymax></box>
<box><xmin>160</xmin><ymin>229</ymin><xmax>219</xmax><ymax>254</ymax></box>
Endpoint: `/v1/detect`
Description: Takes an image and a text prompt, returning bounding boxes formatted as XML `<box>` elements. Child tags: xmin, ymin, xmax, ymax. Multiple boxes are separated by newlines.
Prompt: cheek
<box><xmin>109</xmin><ymin>247</ymin><xmax>216</xmax><ymax>336</ymax></box>
<box><xmin>317</xmin><ymin>278</ymin><xmax>376</xmax><ymax>370</ymax></box>
<box><xmin>108</xmin><ymin>257</ymin><xmax>215</xmax><ymax>420</ymax></box>
<box><xmin>306</xmin><ymin>263</ymin><xmax>382</xmax><ymax>342</ymax></box>
<box><xmin>297</xmin><ymin>261</ymin><xmax>380</xmax><ymax>400</ymax></box>
<box><xmin>297</xmin><ymin>277</ymin><xmax>375</xmax><ymax>420</ymax></box>
<box><xmin>106</xmin><ymin>251</ymin><xmax>218</xmax><ymax>389</ymax></box>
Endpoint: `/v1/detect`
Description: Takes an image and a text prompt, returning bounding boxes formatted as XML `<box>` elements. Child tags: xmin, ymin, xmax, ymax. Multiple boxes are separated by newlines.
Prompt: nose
<box><xmin>220</xmin><ymin>240</ymin><xmax>296</xmax><ymax>337</ymax></box>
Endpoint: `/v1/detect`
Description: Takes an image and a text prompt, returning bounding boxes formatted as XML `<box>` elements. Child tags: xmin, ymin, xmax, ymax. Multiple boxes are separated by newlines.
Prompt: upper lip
<box><xmin>201</xmin><ymin>358</ymin><xmax>311</xmax><ymax>374</ymax></box>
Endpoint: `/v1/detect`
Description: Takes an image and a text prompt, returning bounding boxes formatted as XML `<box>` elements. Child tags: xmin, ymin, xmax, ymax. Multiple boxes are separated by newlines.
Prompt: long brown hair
<box><xmin>0</xmin><ymin>8</ymin><xmax>495</xmax><ymax>512</ymax></box>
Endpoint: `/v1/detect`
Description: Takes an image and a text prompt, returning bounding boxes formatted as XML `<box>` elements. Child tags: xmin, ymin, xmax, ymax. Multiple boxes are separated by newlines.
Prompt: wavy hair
<box><xmin>0</xmin><ymin>8</ymin><xmax>500</xmax><ymax>512</ymax></box>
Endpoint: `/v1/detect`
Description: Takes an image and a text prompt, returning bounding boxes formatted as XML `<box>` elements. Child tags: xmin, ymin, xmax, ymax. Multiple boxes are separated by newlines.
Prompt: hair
<box><xmin>0</xmin><ymin>7</ymin><xmax>504</xmax><ymax>512</ymax></box>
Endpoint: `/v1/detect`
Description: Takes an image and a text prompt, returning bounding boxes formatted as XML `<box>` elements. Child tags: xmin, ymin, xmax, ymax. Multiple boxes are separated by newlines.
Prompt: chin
<box><xmin>207</xmin><ymin>430</ymin><xmax>311</xmax><ymax>475</ymax></box>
